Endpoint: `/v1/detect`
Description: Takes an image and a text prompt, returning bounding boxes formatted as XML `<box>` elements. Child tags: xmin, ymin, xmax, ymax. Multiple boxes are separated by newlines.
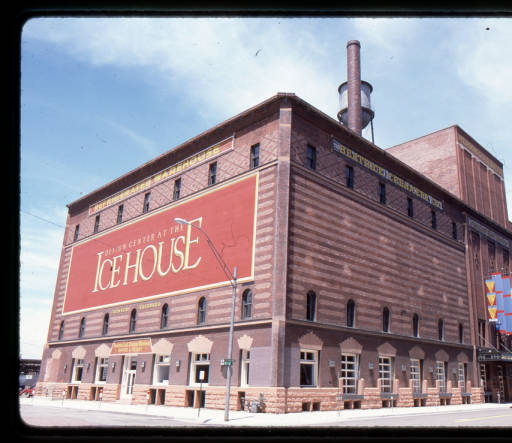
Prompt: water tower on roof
<box><xmin>337</xmin><ymin>40</ymin><xmax>374</xmax><ymax>141</ymax></box>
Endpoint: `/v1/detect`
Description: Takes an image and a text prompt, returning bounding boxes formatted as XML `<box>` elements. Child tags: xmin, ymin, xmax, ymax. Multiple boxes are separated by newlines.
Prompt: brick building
<box><xmin>34</xmin><ymin>90</ymin><xmax>512</xmax><ymax>412</ymax></box>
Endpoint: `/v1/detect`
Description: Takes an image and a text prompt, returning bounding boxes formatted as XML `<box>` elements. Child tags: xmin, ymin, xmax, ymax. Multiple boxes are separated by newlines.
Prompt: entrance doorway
<box><xmin>121</xmin><ymin>356</ymin><xmax>137</xmax><ymax>399</ymax></box>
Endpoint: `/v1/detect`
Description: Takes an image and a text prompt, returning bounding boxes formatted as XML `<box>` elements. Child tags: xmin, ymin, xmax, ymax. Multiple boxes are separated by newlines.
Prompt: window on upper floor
<box><xmin>412</xmin><ymin>313</ymin><xmax>420</xmax><ymax>338</ymax></box>
<box><xmin>102</xmin><ymin>314</ymin><xmax>109</xmax><ymax>336</ymax></box>
<box><xmin>306</xmin><ymin>291</ymin><xmax>317</xmax><ymax>321</ymax></box>
<box><xmin>346</xmin><ymin>165</ymin><xmax>354</xmax><ymax>189</ymax></box>
<box><xmin>431</xmin><ymin>210</ymin><xmax>437</xmax><ymax>230</ymax></box>
<box><xmin>306</xmin><ymin>145</ymin><xmax>317</xmax><ymax>170</ymax></box>
<box><xmin>58</xmin><ymin>320</ymin><xmax>65</xmax><ymax>340</ymax></box>
<box><xmin>438</xmin><ymin>318</ymin><xmax>444</xmax><ymax>341</ymax></box>
<box><xmin>383</xmin><ymin>307</ymin><xmax>390</xmax><ymax>333</ymax></box>
<box><xmin>94</xmin><ymin>215</ymin><xmax>100</xmax><ymax>234</ymax></box>
<box><xmin>73</xmin><ymin>224</ymin><xmax>80</xmax><ymax>242</ymax></box>
<box><xmin>78</xmin><ymin>317</ymin><xmax>86</xmax><ymax>338</ymax></box>
<box><xmin>347</xmin><ymin>299</ymin><xmax>355</xmax><ymax>328</ymax></box>
<box><xmin>117</xmin><ymin>204</ymin><xmax>124</xmax><ymax>224</ymax></box>
<box><xmin>197</xmin><ymin>297</ymin><xmax>207</xmax><ymax>325</ymax></box>
<box><xmin>173</xmin><ymin>178</ymin><xmax>181</xmax><ymax>201</ymax></box>
<box><xmin>407</xmin><ymin>198</ymin><xmax>414</xmax><ymax>218</ymax></box>
<box><xmin>379</xmin><ymin>182</ymin><xmax>386</xmax><ymax>205</ymax></box>
<box><xmin>160</xmin><ymin>304</ymin><xmax>169</xmax><ymax>329</ymax></box>
<box><xmin>250</xmin><ymin>143</ymin><xmax>260</xmax><ymax>169</ymax></box>
<box><xmin>242</xmin><ymin>289</ymin><xmax>253</xmax><ymax>320</ymax></box>
<box><xmin>452</xmin><ymin>222</ymin><xmax>458</xmax><ymax>240</ymax></box>
<box><xmin>129</xmin><ymin>309</ymin><xmax>137</xmax><ymax>333</ymax></box>
<box><xmin>208</xmin><ymin>162</ymin><xmax>217</xmax><ymax>186</ymax></box>
<box><xmin>143</xmin><ymin>192</ymin><xmax>151</xmax><ymax>213</ymax></box>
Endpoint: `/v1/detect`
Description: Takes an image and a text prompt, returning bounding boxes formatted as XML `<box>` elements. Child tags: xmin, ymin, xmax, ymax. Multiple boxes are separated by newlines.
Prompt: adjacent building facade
<box><xmin>34</xmin><ymin>92</ymin><xmax>512</xmax><ymax>412</ymax></box>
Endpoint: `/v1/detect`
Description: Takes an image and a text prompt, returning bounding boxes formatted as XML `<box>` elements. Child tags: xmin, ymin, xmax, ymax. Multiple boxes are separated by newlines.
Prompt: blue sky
<box><xmin>20</xmin><ymin>16</ymin><xmax>512</xmax><ymax>359</ymax></box>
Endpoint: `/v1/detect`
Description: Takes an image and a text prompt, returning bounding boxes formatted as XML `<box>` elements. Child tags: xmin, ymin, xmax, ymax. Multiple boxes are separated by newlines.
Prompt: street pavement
<box><xmin>18</xmin><ymin>395</ymin><xmax>512</xmax><ymax>428</ymax></box>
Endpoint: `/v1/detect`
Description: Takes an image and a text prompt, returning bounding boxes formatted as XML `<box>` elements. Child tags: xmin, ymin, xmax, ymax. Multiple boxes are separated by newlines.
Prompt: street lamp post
<box><xmin>174</xmin><ymin>217</ymin><xmax>237</xmax><ymax>422</ymax></box>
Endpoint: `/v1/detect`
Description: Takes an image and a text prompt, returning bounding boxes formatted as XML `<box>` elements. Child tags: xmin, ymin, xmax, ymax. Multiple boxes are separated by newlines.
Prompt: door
<box><xmin>121</xmin><ymin>356</ymin><xmax>137</xmax><ymax>399</ymax></box>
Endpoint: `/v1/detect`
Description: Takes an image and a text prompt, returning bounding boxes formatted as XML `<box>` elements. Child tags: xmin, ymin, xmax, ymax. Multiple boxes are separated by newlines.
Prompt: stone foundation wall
<box><xmin>34</xmin><ymin>381</ymin><xmax>484</xmax><ymax>413</ymax></box>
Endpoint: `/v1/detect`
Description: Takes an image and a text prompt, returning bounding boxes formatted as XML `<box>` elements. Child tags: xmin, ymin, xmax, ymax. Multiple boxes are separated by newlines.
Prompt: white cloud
<box><xmin>454</xmin><ymin>19</ymin><xmax>512</xmax><ymax>106</ymax></box>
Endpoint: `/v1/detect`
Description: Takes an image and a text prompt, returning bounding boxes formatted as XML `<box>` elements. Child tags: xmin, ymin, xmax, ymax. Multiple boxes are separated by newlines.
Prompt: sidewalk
<box><xmin>19</xmin><ymin>396</ymin><xmax>512</xmax><ymax>427</ymax></box>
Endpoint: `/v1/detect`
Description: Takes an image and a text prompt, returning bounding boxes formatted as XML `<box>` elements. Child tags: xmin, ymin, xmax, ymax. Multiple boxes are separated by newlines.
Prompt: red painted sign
<box><xmin>62</xmin><ymin>174</ymin><xmax>258</xmax><ymax>315</ymax></box>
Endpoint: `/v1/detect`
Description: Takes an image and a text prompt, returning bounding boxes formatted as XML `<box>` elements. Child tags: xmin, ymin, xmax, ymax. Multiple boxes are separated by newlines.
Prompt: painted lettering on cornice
<box><xmin>331</xmin><ymin>138</ymin><xmax>444</xmax><ymax>210</ymax></box>
<box><xmin>89</xmin><ymin>136</ymin><xmax>233</xmax><ymax>215</ymax></box>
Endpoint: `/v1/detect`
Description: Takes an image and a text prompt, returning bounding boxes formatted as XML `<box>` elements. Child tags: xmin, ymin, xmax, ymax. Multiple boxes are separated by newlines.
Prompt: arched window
<box><xmin>78</xmin><ymin>317</ymin><xmax>86</xmax><ymax>338</ymax></box>
<box><xmin>412</xmin><ymin>314</ymin><xmax>419</xmax><ymax>338</ymax></box>
<box><xmin>129</xmin><ymin>309</ymin><xmax>137</xmax><ymax>333</ymax></box>
<box><xmin>459</xmin><ymin>323</ymin><xmax>464</xmax><ymax>344</ymax></box>
<box><xmin>102</xmin><ymin>314</ymin><xmax>109</xmax><ymax>336</ymax></box>
<box><xmin>347</xmin><ymin>299</ymin><xmax>355</xmax><ymax>328</ymax></box>
<box><xmin>383</xmin><ymin>307</ymin><xmax>390</xmax><ymax>332</ymax></box>
<box><xmin>197</xmin><ymin>297</ymin><xmax>207</xmax><ymax>325</ymax></box>
<box><xmin>160</xmin><ymin>304</ymin><xmax>169</xmax><ymax>329</ymax></box>
<box><xmin>438</xmin><ymin>318</ymin><xmax>444</xmax><ymax>341</ymax></box>
<box><xmin>306</xmin><ymin>291</ymin><xmax>317</xmax><ymax>321</ymax></box>
<box><xmin>242</xmin><ymin>289</ymin><xmax>253</xmax><ymax>319</ymax></box>
<box><xmin>58</xmin><ymin>320</ymin><xmax>65</xmax><ymax>340</ymax></box>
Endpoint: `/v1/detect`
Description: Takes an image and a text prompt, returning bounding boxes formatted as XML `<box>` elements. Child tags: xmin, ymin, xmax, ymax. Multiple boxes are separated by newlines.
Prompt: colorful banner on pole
<box><xmin>487</xmin><ymin>273</ymin><xmax>512</xmax><ymax>335</ymax></box>
<box><xmin>502</xmin><ymin>275</ymin><xmax>512</xmax><ymax>336</ymax></box>
<box><xmin>486</xmin><ymin>277</ymin><xmax>498</xmax><ymax>322</ymax></box>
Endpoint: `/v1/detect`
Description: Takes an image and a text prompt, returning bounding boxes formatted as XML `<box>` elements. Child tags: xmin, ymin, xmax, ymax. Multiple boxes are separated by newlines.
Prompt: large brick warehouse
<box><xmin>35</xmin><ymin>44</ymin><xmax>512</xmax><ymax>413</ymax></box>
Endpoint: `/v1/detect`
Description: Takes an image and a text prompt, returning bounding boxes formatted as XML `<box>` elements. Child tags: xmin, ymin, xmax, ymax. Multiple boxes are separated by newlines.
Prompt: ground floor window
<box><xmin>153</xmin><ymin>354</ymin><xmax>170</xmax><ymax>385</ymax></box>
<box><xmin>189</xmin><ymin>353</ymin><xmax>210</xmax><ymax>386</ymax></box>
<box><xmin>300</xmin><ymin>350</ymin><xmax>318</xmax><ymax>387</ymax></box>
<box><xmin>95</xmin><ymin>357</ymin><xmax>109</xmax><ymax>383</ymax></box>
<box><xmin>410</xmin><ymin>358</ymin><xmax>422</xmax><ymax>393</ymax></box>
<box><xmin>480</xmin><ymin>364</ymin><xmax>488</xmax><ymax>391</ymax></box>
<box><xmin>72</xmin><ymin>359</ymin><xmax>85</xmax><ymax>383</ymax></box>
<box><xmin>340</xmin><ymin>353</ymin><xmax>358</xmax><ymax>394</ymax></box>
<box><xmin>379</xmin><ymin>356</ymin><xmax>393</xmax><ymax>393</ymax></box>
<box><xmin>458</xmin><ymin>362</ymin><xmax>467</xmax><ymax>392</ymax></box>
<box><xmin>240</xmin><ymin>350</ymin><xmax>250</xmax><ymax>387</ymax></box>
<box><xmin>436</xmin><ymin>361</ymin><xmax>447</xmax><ymax>392</ymax></box>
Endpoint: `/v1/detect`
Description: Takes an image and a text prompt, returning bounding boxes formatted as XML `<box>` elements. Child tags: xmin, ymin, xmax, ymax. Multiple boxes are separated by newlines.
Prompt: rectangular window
<box><xmin>488</xmin><ymin>241</ymin><xmax>496</xmax><ymax>272</ymax></box>
<box><xmin>410</xmin><ymin>359</ymin><xmax>422</xmax><ymax>393</ymax></box>
<box><xmin>153</xmin><ymin>354</ymin><xmax>170</xmax><ymax>385</ymax></box>
<box><xmin>306</xmin><ymin>145</ymin><xmax>317</xmax><ymax>170</ymax></box>
<box><xmin>480</xmin><ymin>364</ymin><xmax>487</xmax><ymax>392</ymax></box>
<box><xmin>346</xmin><ymin>165</ymin><xmax>354</xmax><ymax>189</ymax></box>
<box><xmin>117</xmin><ymin>204</ymin><xmax>124</xmax><ymax>224</ymax></box>
<box><xmin>436</xmin><ymin>361</ymin><xmax>447</xmax><ymax>392</ymax></box>
<box><xmin>208</xmin><ymin>162</ymin><xmax>217</xmax><ymax>186</ymax></box>
<box><xmin>72</xmin><ymin>359</ymin><xmax>84</xmax><ymax>383</ymax></box>
<box><xmin>173</xmin><ymin>178</ymin><xmax>181</xmax><ymax>201</ymax></box>
<box><xmin>458</xmin><ymin>362</ymin><xmax>467</xmax><ymax>392</ymax></box>
<box><xmin>189</xmin><ymin>353</ymin><xmax>210</xmax><ymax>386</ymax></box>
<box><xmin>299</xmin><ymin>350</ymin><xmax>318</xmax><ymax>387</ymax></box>
<box><xmin>431</xmin><ymin>210</ymin><xmax>437</xmax><ymax>230</ymax></box>
<box><xmin>379</xmin><ymin>356</ymin><xmax>393</xmax><ymax>393</ymax></box>
<box><xmin>250</xmin><ymin>143</ymin><xmax>260</xmax><ymax>169</ymax></box>
<box><xmin>379</xmin><ymin>182</ymin><xmax>386</xmax><ymax>204</ymax></box>
<box><xmin>95</xmin><ymin>357</ymin><xmax>109</xmax><ymax>383</ymax></box>
<box><xmin>143</xmin><ymin>192</ymin><xmax>151</xmax><ymax>213</ymax></box>
<box><xmin>94</xmin><ymin>215</ymin><xmax>100</xmax><ymax>234</ymax></box>
<box><xmin>340</xmin><ymin>353</ymin><xmax>358</xmax><ymax>394</ymax></box>
<box><xmin>73</xmin><ymin>224</ymin><xmax>80</xmax><ymax>242</ymax></box>
<box><xmin>504</xmin><ymin>249</ymin><xmax>510</xmax><ymax>273</ymax></box>
<box><xmin>240</xmin><ymin>350</ymin><xmax>250</xmax><ymax>387</ymax></box>
<box><xmin>452</xmin><ymin>222</ymin><xmax>458</xmax><ymax>240</ymax></box>
<box><xmin>407</xmin><ymin>198</ymin><xmax>414</xmax><ymax>217</ymax></box>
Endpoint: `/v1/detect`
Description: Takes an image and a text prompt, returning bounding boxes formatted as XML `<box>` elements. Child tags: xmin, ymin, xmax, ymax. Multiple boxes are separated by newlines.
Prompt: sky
<box><xmin>19</xmin><ymin>16</ymin><xmax>512</xmax><ymax>360</ymax></box>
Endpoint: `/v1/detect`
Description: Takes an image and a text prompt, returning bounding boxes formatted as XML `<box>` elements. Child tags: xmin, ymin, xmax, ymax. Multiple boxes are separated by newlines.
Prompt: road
<box><xmin>319</xmin><ymin>406</ymin><xmax>512</xmax><ymax>427</ymax></box>
<box><xmin>18</xmin><ymin>402</ymin><xmax>512</xmax><ymax>429</ymax></box>
<box><xmin>19</xmin><ymin>403</ymin><xmax>206</xmax><ymax>428</ymax></box>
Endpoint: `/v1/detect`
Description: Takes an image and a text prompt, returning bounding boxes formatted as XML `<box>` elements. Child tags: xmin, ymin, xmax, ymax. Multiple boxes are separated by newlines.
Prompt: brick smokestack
<box><xmin>346</xmin><ymin>40</ymin><xmax>362</xmax><ymax>135</ymax></box>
